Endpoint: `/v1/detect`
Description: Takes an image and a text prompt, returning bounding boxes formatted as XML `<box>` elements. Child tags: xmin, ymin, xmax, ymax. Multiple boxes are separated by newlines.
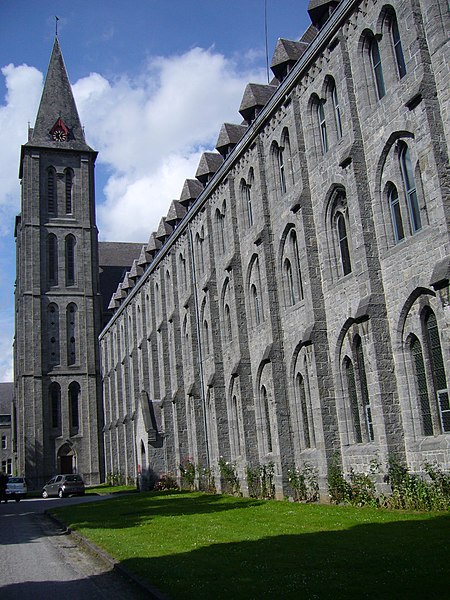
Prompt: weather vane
<box><xmin>55</xmin><ymin>15</ymin><xmax>59</xmax><ymax>37</ymax></box>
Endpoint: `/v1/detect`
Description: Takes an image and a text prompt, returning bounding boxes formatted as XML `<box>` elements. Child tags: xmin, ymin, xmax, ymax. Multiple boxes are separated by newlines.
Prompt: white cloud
<box><xmin>73</xmin><ymin>47</ymin><xmax>265</xmax><ymax>240</ymax></box>
<box><xmin>0</xmin><ymin>46</ymin><xmax>265</xmax><ymax>380</ymax></box>
<box><xmin>0</xmin><ymin>64</ymin><xmax>42</xmax><ymax>231</ymax></box>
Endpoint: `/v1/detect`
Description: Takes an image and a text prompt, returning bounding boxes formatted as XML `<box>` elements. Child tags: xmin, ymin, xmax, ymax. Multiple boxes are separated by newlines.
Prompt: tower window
<box><xmin>65</xmin><ymin>235</ymin><xmax>76</xmax><ymax>286</ymax></box>
<box><xmin>65</xmin><ymin>169</ymin><xmax>73</xmax><ymax>214</ymax></box>
<box><xmin>69</xmin><ymin>381</ymin><xmax>80</xmax><ymax>434</ymax></box>
<box><xmin>47</xmin><ymin>167</ymin><xmax>57</xmax><ymax>214</ymax></box>
<box><xmin>48</xmin><ymin>234</ymin><xmax>58</xmax><ymax>285</ymax></box>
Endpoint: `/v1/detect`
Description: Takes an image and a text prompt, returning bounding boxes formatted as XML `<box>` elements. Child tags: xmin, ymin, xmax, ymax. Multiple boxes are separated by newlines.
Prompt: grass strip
<box><xmin>52</xmin><ymin>491</ymin><xmax>450</xmax><ymax>599</ymax></box>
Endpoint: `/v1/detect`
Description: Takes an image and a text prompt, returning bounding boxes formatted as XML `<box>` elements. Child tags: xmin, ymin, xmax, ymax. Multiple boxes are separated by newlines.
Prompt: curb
<box><xmin>45</xmin><ymin>510</ymin><xmax>170</xmax><ymax>600</ymax></box>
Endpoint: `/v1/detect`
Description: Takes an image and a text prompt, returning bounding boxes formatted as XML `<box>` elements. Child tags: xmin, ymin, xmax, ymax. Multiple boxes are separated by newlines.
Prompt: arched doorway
<box><xmin>57</xmin><ymin>443</ymin><xmax>76</xmax><ymax>474</ymax></box>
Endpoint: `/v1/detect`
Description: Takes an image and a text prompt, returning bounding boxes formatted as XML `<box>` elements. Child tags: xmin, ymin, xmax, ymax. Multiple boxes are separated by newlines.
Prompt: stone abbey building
<box><xmin>15</xmin><ymin>0</ymin><xmax>450</xmax><ymax>494</ymax></box>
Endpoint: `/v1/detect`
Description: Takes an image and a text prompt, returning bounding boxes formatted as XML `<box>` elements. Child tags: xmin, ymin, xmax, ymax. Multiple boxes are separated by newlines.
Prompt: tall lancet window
<box><xmin>48</xmin><ymin>234</ymin><xmax>58</xmax><ymax>286</ymax></box>
<box><xmin>65</xmin><ymin>169</ymin><xmax>73</xmax><ymax>214</ymax></box>
<box><xmin>48</xmin><ymin>303</ymin><xmax>60</xmax><ymax>367</ymax></box>
<box><xmin>65</xmin><ymin>234</ymin><xmax>76</xmax><ymax>286</ymax></box>
<box><xmin>47</xmin><ymin>167</ymin><xmax>57</xmax><ymax>215</ymax></box>
<box><xmin>67</xmin><ymin>303</ymin><xmax>77</xmax><ymax>365</ymax></box>
<box><xmin>69</xmin><ymin>381</ymin><xmax>80</xmax><ymax>435</ymax></box>
<box><xmin>49</xmin><ymin>383</ymin><xmax>61</xmax><ymax>430</ymax></box>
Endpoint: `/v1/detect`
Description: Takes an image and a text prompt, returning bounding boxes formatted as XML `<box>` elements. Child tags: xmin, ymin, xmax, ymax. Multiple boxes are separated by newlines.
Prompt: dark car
<box><xmin>6</xmin><ymin>476</ymin><xmax>27</xmax><ymax>502</ymax></box>
<box><xmin>42</xmin><ymin>474</ymin><xmax>85</xmax><ymax>498</ymax></box>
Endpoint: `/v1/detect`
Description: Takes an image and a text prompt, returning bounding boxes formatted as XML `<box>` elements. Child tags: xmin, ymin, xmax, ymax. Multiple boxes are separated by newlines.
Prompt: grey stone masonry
<box><xmin>55</xmin><ymin>0</ymin><xmax>450</xmax><ymax>497</ymax></box>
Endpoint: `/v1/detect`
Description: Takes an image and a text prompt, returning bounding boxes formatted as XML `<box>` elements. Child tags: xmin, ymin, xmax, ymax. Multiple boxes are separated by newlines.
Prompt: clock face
<box><xmin>52</xmin><ymin>129</ymin><xmax>67</xmax><ymax>141</ymax></box>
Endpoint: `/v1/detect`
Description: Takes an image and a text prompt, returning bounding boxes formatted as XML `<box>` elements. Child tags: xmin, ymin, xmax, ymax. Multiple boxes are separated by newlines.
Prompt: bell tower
<box><xmin>14</xmin><ymin>38</ymin><xmax>104</xmax><ymax>487</ymax></box>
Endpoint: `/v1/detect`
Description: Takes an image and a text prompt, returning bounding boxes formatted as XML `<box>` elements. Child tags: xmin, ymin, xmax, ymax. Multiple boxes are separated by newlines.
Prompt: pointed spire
<box><xmin>27</xmin><ymin>38</ymin><xmax>93</xmax><ymax>152</ymax></box>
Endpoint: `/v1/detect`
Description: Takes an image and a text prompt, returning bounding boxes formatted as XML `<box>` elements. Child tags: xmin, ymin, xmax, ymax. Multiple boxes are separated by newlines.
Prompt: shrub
<box><xmin>179</xmin><ymin>458</ymin><xmax>196</xmax><ymax>490</ymax></box>
<box><xmin>245</xmin><ymin>462</ymin><xmax>275</xmax><ymax>500</ymax></box>
<box><xmin>327</xmin><ymin>454</ymin><xmax>351</xmax><ymax>504</ymax></box>
<box><xmin>154</xmin><ymin>473</ymin><xmax>179</xmax><ymax>491</ymax></box>
<box><xmin>218</xmin><ymin>457</ymin><xmax>240</xmax><ymax>496</ymax></box>
<box><xmin>384</xmin><ymin>456</ymin><xmax>450</xmax><ymax>511</ymax></box>
<box><xmin>198</xmin><ymin>466</ymin><xmax>216</xmax><ymax>493</ymax></box>
<box><xmin>287</xmin><ymin>463</ymin><xmax>319</xmax><ymax>502</ymax></box>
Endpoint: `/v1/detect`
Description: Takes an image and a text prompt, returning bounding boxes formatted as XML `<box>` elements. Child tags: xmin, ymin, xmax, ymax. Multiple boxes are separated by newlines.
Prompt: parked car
<box><xmin>42</xmin><ymin>474</ymin><xmax>85</xmax><ymax>498</ymax></box>
<box><xmin>6</xmin><ymin>476</ymin><xmax>27</xmax><ymax>502</ymax></box>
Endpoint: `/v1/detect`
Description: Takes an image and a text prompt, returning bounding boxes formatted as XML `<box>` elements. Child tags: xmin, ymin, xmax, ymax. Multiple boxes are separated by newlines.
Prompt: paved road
<box><xmin>0</xmin><ymin>495</ymin><xmax>149</xmax><ymax>600</ymax></box>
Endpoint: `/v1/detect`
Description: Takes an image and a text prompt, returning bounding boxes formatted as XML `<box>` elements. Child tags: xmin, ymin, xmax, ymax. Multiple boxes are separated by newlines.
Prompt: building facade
<box><xmin>13</xmin><ymin>39</ymin><xmax>105</xmax><ymax>487</ymax></box>
<box><xmin>101</xmin><ymin>0</ymin><xmax>450</xmax><ymax>496</ymax></box>
<box><xmin>0</xmin><ymin>383</ymin><xmax>14</xmax><ymax>475</ymax></box>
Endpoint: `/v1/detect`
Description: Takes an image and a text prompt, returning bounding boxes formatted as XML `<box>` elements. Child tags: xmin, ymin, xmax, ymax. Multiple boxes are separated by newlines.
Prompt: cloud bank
<box><xmin>0</xmin><ymin>46</ymin><xmax>264</xmax><ymax>380</ymax></box>
<box><xmin>73</xmin><ymin>47</ymin><xmax>264</xmax><ymax>241</ymax></box>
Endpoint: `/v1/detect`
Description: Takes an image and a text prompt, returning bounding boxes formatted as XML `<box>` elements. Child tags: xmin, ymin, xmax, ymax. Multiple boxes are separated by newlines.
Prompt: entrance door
<box><xmin>60</xmin><ymin>455</ymin><xmax>73</xmax><ymax>474</ymax></box>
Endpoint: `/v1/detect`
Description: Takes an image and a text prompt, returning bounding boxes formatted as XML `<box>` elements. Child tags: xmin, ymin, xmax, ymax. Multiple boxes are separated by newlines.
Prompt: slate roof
<box><xmin>26</xmin><ymin>38</ymin><xmax>94</xmax><ymax>153</ymax></box>
<box><xmin>166</xmin><ymin>200</ymin><xmax>187</xmax><ymax>225</ymax></box>
<box><xmin>239</xmin><ymin>83</ymin><xmax>277</xmax><ymax>122</ymax></box>
<box><xmin>215</xmin><ymin>123</ymin><xmax>247</xmax><ymax>155</ymax></box>
<box><xmin>98</xmin><ymin>242</ymin><xmax>144</xmax><ymax>268</ymax></box>
<box><xmin>179</xmin><ymin>179</ymin><xmax>203</xmax><ymax>207</ymax></box>
<box><xmin>195</xmin><ymin>152</ymin><xmax>223</xmax><ymax>182</ymax></box>
<box><xmin>0</xmin><ymin>383</ymin><xmax>13</xmax><ymax>415</ymax></box>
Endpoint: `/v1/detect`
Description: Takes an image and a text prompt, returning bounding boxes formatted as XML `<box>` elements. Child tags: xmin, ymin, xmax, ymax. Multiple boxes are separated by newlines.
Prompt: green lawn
<box><xmin>51</xmin><ymin>491</ymin><xmax>449</xmax><ymax>599</ymax></box>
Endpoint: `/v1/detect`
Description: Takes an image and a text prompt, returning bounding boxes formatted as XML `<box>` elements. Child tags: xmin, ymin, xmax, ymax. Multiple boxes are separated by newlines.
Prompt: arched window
<box><xmin>47</xmin><ymin>167</ymin><xmax>56</xmax><ymax>215</ymax></box>
<box><xmin>388</xmin><ymin>184</ymin><xmax>405</xmax><ymax>243</ymax></box>
<box><xmin>425</xmin><ymin>310</ymin><xmax>449</xmax><ymax>432</ymax></box>
<box><xmin>296</xmin><ymin>373</ymin><xmax>311</xmax><ymax>449</ymax></box>
<box><xmin>317</xmin><ymin>100</ymin><xmax>328</xmax><ymax>153</ymax></box>
<box><xmin>284</xmin><ymin>259</ymin><xmax>295</xmax><ymax>306</ymax></box>
<box><xmin>410</xmin><ymin>335</ymin><xmax>433</xmax><ymax>435</ymax></box>
<box><xmin>49</xmin><ymin>383</ymin><xmax>61</xmax><ymax>429</ymax></box>
<box><xmin>68</xmin><ymin>381</ymin><xmax>80</xmax><ymax>435</ymax></box>
<box><xmin>399</xmin><ymin>143</ymin><xmax>421</xmax><ymax>233</ymax></box>
<box><xmin>261</xmin><ymin>385</ymin><xmax>272</xmax><ymax>453</ymax></box>
<box><xmin>249</xmin><ymin>256</ymin><xmax>263</xmax><ymax>326</ymax></box>
<box><xmin>231</xmin><ymin>395</ymin><xmax>241</xmax><ymax>457</ymax></box>
<box><xmin>216</xmin><ymin>207</ymin><xmax>226</xmax><ymax>253</ymax></box>
<box><xmin>277</xmin><ymin>143</ymin><xmax>286</xmax><ymax>194</ymax></box>
<box><xmin>331</xmin><ymin>83</ymin><xmax>343</xmax><ymax>139</ymax></box>
<box><xmin>224</xmin><ymin>304</ymin><xmax>232</xmax><ymax>342</ymax></box>
<box><xmin>196</xmin><ymin>227</ymin><xmax>205</xmax><ymax>273</ymax></box>
<box><xmin>241</xmin><ymin>171</ymin><xmax>254</xmax><ymax>228</ymax></box>
<box><xmin>67</xmin><ymin>303</ymin><xmax>77</xmax><ymax>365</ymax></box>
<box><xmin>203</xmin><ymin>320</ymin><xmax>210</xmax><ymax>355</ymax></box>
<box><xmin>251</xmin><ymin>284</ymin><xmax>261</xmax><ymax>326</ymax></box>
<box><xmin>344</xmin><ymin>357</ymin><xmax>362</xmax><ymax>443</ymax></box>
<box><xmin>370</xmin><ymin>38</ymin><xmax>386</xmax><ymax>99</ymax></box>
<box><xmin>355</xmin><ymin>336</ymin><xmax>374</xmax><ymax>441</ymax></box>
<box><xmin>65</xmin><ymin>169</ymin><xmax>73</xmax><ymax>214</ymax></box>
<box><xmin>390</xmin><ymin>13</ymin><xmax>406</xmax><ymax>79</ymax></box>
<box><xmin>336</xmin><ymin>212</ymin><xmax>352</xmax><ymax>276</ymax></box>
<box><xmin>48</xmin><ymin>234</ymin><xmax>58</xmax><ymax>285</ymax></box>
<box><xmin>282</xmin><ymin>228</ymin><xmax>303</xmax><ymax>306</ymax></box>
<box><xmin>48</xmin><ymin>303</ymin><xmax>60</xmax><ymax>367</ymax></box>
<box><xmin>65</xmin><ymin>235</ymin><xmax>76</xmax><ymax>286</ymax></box>
<box><xmin>179</xmin><ymin>253</ymin><xmax>187</xmax><ymax>288</ymax></box>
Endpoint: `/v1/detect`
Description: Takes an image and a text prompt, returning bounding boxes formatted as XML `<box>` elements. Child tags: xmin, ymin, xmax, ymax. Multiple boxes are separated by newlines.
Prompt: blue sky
<box><xmin>0</xmin><ymin>0</ymin><xmax>311</xmax><ymax>380</ymax></box>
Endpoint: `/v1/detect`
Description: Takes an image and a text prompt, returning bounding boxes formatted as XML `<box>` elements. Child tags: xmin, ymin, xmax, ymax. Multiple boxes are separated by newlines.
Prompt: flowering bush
<box><xmin>287</xmin><ymin>463</ymin><xmax>319</xmax><ymax>502</ymax></box>
<box><xmin>218</xmin><ymin>457</ymin><xmax>240</xmax><ymax>496</ymax></box>
<box><xmin>198</xmin><ymin>466</ymin><xmax>216</xmax><ymax>493</ymax></box>
<box><xmin>245</xmin><ymin>462</ymin><xmax>275</xmax><ymax>499</ymax></box>
<box><xmin>154</xmin><ymin>473</ymin><xmax>179</xmax><ymax>491</ymax></box>
<box><xmin>179</xmin><ymin>458</ymin><xmax>196</xmax><ymax>490</ymax></box>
